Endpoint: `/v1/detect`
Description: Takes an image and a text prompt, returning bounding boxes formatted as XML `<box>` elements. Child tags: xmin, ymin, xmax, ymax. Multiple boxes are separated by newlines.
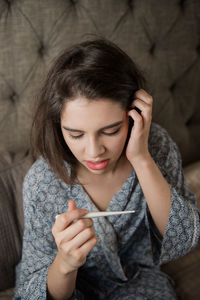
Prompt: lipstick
<box><xmin>86</xmin><ymin>159</ymin><xmax>109</xmax><ymax>170</ymax></box>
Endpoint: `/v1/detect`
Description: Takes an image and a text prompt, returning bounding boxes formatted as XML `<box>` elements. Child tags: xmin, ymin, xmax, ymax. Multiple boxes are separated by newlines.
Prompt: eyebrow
<box><xmin>62</xmin><ymin>121</ymin><xmax>123</xmax><ymax>133</ymax></box>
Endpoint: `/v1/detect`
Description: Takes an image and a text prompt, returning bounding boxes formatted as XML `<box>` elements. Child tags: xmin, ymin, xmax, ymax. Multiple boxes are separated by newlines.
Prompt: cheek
<box><xmin>111</xmin><ymin>129</ymin><xmax>129</xmax><ymax>153</ymax></box>
<box><xmin>62</xmin><ymin>133</ymin><xmax>81</xmax><ymax>157</ymax></box>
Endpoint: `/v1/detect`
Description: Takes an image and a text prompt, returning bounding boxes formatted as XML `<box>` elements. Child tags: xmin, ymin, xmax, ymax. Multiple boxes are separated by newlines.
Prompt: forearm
<box><xmin>47</xmin><ymin>253</ymin><xmax>78</xmax><ymax>300</ymax></box>
<box><xmin>131</xmin><ymin>154</ymin><xmax>171</xmax><ymax>236</ymax></box>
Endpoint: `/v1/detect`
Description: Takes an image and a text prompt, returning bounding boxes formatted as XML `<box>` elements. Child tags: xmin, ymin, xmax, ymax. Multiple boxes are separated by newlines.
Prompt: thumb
<box><xmin>67</xmin><ymin>199</ymin><xmax>77</xmax><ymax>212</ymax></box>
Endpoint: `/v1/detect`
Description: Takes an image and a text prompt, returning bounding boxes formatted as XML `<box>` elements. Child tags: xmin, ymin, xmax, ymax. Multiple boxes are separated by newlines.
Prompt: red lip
<box><xmin>86</xmin><ymin>159</ymin><xmax>109</xmax><ymax>170</ymax></box>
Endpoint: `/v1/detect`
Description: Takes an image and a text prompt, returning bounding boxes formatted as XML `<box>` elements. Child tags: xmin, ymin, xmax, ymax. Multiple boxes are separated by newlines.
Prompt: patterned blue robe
<box><xmin>14</xmin><ymin>123</ymin><xmax>200</xmax><ymax>300</ymax></box>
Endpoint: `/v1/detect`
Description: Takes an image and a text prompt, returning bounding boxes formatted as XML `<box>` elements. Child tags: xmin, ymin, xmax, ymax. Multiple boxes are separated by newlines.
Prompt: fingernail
<box><xmin>55</xmin><ymin>214</ymin><xmax>60</xmax><ymax>219</ymax></box>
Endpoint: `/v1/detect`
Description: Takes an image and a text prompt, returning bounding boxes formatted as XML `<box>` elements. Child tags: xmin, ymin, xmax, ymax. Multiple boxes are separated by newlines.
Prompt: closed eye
<box><xmin>69</xmin><ymin>133</ymin><xmax>84</xmax><ymax>139</ymax></box>
<box><xmin>63</xmin><ymin>121</ymin><xmax>123</xmax><ymax>140</ymax></box>
<box><xmin>103</xmin><ymin>128</ymin><xmax>120</xmax><ymax>136</ymax></box>
<box><xmin>68</xmin><ymin>128</ymin><xmax>120</xmax><ymax>139</ymax></box>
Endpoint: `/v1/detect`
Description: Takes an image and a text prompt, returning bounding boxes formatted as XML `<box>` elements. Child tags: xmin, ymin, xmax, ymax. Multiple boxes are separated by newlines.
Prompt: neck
<box><xmin>77</xmin><ymin>155</ymin><xmax>132</xmax><ymax>184</ymax></box>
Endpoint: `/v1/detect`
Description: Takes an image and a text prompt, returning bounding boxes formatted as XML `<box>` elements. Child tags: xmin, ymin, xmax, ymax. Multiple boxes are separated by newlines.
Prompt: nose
<box><xmin>85</xmin><ymin>136</ymin><xmax>105</xmax><ymax>158</ymax></box>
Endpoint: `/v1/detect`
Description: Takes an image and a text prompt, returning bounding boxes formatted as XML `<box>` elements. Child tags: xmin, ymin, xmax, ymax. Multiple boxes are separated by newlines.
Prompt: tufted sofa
<box><xmin>0</xmin><ymin>1</ymin><xmax>200</xmax><ymax>299</ymax></box>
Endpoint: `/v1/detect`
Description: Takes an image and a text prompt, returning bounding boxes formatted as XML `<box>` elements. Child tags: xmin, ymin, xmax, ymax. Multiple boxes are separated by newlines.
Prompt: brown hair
<box><xmin>31</xmin><ymin>38</ymin><xmax>145</xmax><ymax>184</ymax></box>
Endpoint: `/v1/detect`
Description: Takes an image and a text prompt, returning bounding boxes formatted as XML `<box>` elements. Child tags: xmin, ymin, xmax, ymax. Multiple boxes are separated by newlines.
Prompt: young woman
<box><xmin>14</xmin><ymin>39</ymin><xmax>199</xmax><ymax>300</ymax></box>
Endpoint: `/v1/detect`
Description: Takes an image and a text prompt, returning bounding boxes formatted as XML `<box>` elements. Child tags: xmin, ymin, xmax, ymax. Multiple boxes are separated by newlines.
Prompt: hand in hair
<box><xmin>126</xmin><ymin>89</ymin><xmax>153</xmax><ymax>165</ymax></box>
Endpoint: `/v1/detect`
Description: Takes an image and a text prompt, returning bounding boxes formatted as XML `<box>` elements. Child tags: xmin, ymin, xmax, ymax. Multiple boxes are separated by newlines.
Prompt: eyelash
<box><xmin>69</xmin><ymin>128</ymin><xmax>120</xmax><ymax>139</ymax></box>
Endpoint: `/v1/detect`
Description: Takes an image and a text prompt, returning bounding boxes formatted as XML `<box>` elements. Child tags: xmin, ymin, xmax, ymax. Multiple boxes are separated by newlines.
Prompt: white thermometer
<box><xmin>82</xmin><ymin>210</ymin><xmax>136</xmax><ymax>218</ymax></box>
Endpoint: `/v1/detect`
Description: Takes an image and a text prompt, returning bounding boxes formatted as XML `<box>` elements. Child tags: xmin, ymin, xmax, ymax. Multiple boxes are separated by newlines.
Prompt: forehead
<box><xmin>61</xmin><ymin>97</ymin><xmax>126</xmax><ymax>126</ymax></box>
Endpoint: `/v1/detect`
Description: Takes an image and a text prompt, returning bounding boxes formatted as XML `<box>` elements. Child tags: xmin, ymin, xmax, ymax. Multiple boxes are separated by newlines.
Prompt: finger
<box><xmin>134</xmin><ymin>89</ymin><xmax>153</xmax><ymax>105</ymax></box>
<box><xmin>56</xmin><ymin>218</ymin><xmax>94</xmax><ymax>246</ymax></box>
<box><xmin>55</xmin><ymin>199</ymin><xmax>76</xmax><ymax>221</ymax></box>
<box><xmin>78</xmin><ymin>235</ymin><xmax>98</xmax><ymax>255</ymax></box>
<box><xmin>131</xmin><ymin>99</ymin><xmax>152</xmax><ymax>122</ymax></box>
<box><xmin>65</xmin><ymin>227</ymin><xmax>96</xmax><ymax>250</ymax></box>
<box><xmin>53</xmin><ymin>208</ymin><xmax>88</xmax><ymax>234</ymax></box>
<box><xmin>64</xmin><ymin>236</ymin><xmax>98</xmax><ymax>267</ymax></box>
<box><xmin>128</xmin><ymin>108</ymin><xmax>143</xmax><ymax>132</ymax></box>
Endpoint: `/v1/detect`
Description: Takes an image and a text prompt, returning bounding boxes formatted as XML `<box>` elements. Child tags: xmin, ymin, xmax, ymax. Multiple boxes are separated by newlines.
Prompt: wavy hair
<box><xmin>31</xmin><ymin>38</ymin><xmax>145</xmax><ymax>184</ymax></box>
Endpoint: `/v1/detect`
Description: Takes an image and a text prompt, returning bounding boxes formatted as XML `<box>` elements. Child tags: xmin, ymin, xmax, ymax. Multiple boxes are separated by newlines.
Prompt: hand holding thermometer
<box><xmin>81</xmin><ymin>210</ymin><xmax>136</xmax><ymax>218</ymax></box>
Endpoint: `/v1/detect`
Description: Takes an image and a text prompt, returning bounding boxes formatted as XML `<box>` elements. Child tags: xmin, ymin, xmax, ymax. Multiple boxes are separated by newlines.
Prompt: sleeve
<box><xmin>13</xmin><ymin>162</ymin><xmax>81</xmax><ymax>300</ymax></box>
<box><xmin>148</xmin><ymin>124</ymin><xmax>200</xmax><ymax>265</ymax></box>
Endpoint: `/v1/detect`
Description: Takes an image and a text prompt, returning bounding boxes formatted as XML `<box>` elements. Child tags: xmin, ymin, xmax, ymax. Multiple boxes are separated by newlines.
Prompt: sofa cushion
<box><xmin>0</xmin><ymin>151</ymin><xmax>34</xmax><ymax>291</ymax></box>
<box><xmin>0</xmin><ymin>288</ymin><xmax>14</xmax><ymax>300</ymax></box>
<box><xmin>184</xmin><ymin>161</ymin><xmax>200</xmax><ymax>209</ymax></box>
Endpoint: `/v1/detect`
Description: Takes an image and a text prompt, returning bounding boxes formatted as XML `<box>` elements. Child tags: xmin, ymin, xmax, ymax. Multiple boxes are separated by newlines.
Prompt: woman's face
<box><xmin>60</xmin><ymin>97</ymin><xmax>129</xmax><ymax>175</ymax></box>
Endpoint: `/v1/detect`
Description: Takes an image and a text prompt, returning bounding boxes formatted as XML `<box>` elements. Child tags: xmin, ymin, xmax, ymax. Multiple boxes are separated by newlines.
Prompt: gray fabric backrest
<box><xmin>0</xmin><ymin>0</ymin><xmax>200</xmax><ymax>165</ymax></box>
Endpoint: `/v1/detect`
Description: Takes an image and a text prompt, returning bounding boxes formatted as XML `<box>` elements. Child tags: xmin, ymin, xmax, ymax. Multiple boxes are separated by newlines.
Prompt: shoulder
<box><xmin>24</xmin><ymin>157</ymin><xmax>71</xmax><ymax>188</ymax></box>
<box><xmin>149</xmin><ymin>122</ymin><xmax>173</xmax><ymax>146</ymax></box>
<box><xmin>23</xmin><ymin>156</ymin><xmax>57</xmax><ymax>188</ymax></box>
<box><xmin>149</xmin><ymin>122</ymin><xmax>179</xmax><ymax>152</ymax></box>
<box><xmin>148</xmin><ymin>122</ymin><xmax>181</xmax><ymax>167</ymax></box>
<box><xmin>23</xmin><ymin>157</ymin><xmax>72</xmax><ymax>214</ymax></box>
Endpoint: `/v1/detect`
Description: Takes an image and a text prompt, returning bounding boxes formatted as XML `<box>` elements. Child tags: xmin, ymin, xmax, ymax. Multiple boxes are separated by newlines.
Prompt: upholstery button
<box><xmin>179</xmin><ymin>0</ymin><xmax>186</xmax><ymax>10</ymax></box>
<box><xmin>127</xmin><ymin>0</ymin><xmax>134</xmax><ymax>10</ymax></box>
<box><xmin>38</xmin><ymin>44</ymin><xmax>46</xmax><ymax>56</ymax></box>
<box><xmin>70</xmin><ymin>0</ymin><xmax>77</xmax><ymax>4</ymax></box>
<box><xmin>170</xmin><ymin>83</ymin><xmax>176</xmax><ymax>92</ymax></box>
<box><xmin>186</xmin><ymin>118</ymin><xmax>192</xmax><ymax>126</ymax></box>
<box><xmin>196</xmin><ymin>44</ymin><xmax>200</xmax><ymax>54</ymax></box>
<box><xmin>6</xmin><ymin>0</ymin><xmax>13</xmax><ymax>6</ymax></box>
<box><xmin>10</xmin><ymin>92</ymin><xmax>18</xmax><ymax>102</ymax></box>
<box><xmin>5</xmin><ymin>0</ymin><xmax>13</xmax><ymax>9</ymax></box>
<box><xmin>149</xmin><ymin>43</ymin><xmax>155</xmax><ymax>55</ymax></box>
